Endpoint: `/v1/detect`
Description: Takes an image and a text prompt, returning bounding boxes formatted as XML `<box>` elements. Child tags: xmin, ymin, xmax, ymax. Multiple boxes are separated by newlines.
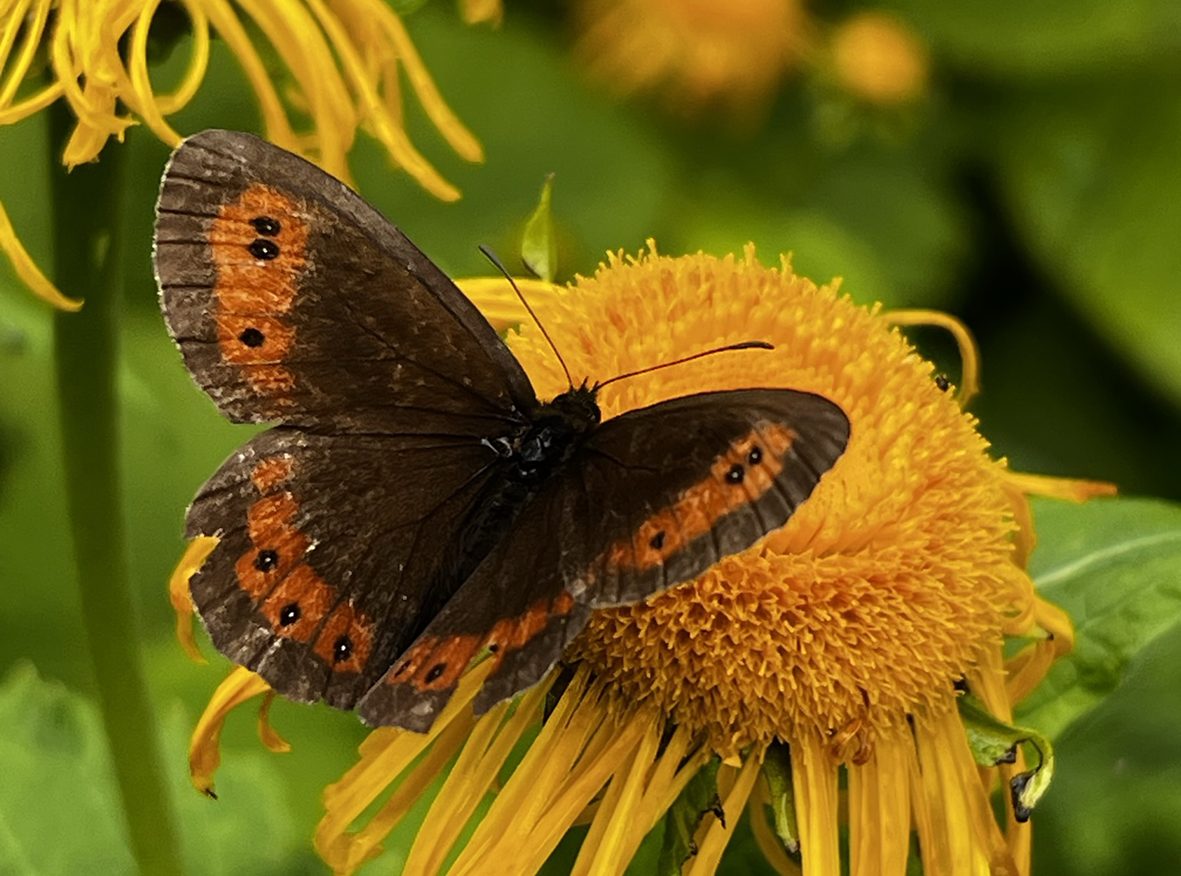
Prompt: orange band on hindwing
<box><xmin>606</xmin><ymin>422</ymin><xmax>797</xmax><ymax>571</ymax></box>
<box><xmin>388</xmin><ymin>592</ymin><xmax>577</xmax><ymax>693</ymax></box>
<box><xmin>211</xmin><ymin>184</ymin><xmax>310</xmax><ymax>405</ymax></box>
<box><xmin>236</xmin><ymin>455</ymin><xmax>374</xmax><ymax>673</ymax></box>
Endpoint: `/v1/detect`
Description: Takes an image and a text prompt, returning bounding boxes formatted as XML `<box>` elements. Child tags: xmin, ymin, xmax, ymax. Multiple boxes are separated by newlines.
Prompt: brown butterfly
<box><xmin>155</xmin><ymin>130</ymin><xmax>850</xmax><ymax>732</ymax></box>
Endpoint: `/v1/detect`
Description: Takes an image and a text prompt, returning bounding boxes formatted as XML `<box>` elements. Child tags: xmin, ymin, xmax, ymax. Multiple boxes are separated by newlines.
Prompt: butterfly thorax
<box><xmin>508</xmin><ymin>385</ymin><xmax>601</xmax><ymax>484</ymax></box>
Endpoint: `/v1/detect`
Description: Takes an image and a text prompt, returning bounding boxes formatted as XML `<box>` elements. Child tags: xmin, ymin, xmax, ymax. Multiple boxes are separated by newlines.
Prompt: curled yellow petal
<box><xmin>887</xmin><ymin>308</ymin><xmax>981</xmax><ymax>404</ymax></box>
<box><xmin>257</xmin><ymin>692</ymin><xmax>292</xmax><ymax>754</ymax></box>
<box><xmin>0</xmin><ymin>201</ymin><xmax>82</xmax><ymax>311</ymax></box>
<box><xmin>126</xmin><ymin>0</ymin><xmax>185</xmax><ymax>147</ymax></box>
<box><xmin>0</xmin><ymin>0</ymin><xmax>52</xmax><ymax>108</ymax></box>
<box><xmin>168</xmin><ymin>536</ymin><xmax>218</xmax><ymax>664</ymax></box>
<box><xmin>189</xmin><ymin>667</ymin><xmax>272</xmax><ymax>797</ymax></box>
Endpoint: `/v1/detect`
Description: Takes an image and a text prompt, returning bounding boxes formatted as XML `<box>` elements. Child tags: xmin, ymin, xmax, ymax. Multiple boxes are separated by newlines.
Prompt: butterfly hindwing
<box><xmin>359</xmin><ymin>388</ymin><xmax>849</xmax><ymax>728</ymax></box>
<box><xmin>154</xmin><ymin>129</ymin><xmax>535</xmax><ymax>433</ymax></box>
<box><xmin>186</xmin><ymin>427</ymin><xmax>500</xmax><ymax>709</ymax></box>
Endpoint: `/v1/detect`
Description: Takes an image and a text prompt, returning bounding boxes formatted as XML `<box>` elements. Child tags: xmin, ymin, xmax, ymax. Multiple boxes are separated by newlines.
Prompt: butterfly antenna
<box><xmin>595</xmin><ymin>341</ymin><xmax>774</xmax><ymax>390</ymax></box>
<box><xmin>478</xmin><ymin>244</ymin><xmax>573</xmax><ymax>388</ymax></box>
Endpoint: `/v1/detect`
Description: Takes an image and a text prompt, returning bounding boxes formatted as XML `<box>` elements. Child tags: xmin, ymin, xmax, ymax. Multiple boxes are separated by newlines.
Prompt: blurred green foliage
<box><xmin>1</xmin><ymin>1</ymin><xmax>1180</xmax><ymax>874</ymax></box>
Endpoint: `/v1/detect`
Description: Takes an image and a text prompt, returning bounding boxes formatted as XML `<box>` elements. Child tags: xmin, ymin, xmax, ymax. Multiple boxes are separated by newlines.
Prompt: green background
<box><xmin>1</xmin><ymin>1</ymin><xmax>1180</xmax><ymax>873</ymax></box>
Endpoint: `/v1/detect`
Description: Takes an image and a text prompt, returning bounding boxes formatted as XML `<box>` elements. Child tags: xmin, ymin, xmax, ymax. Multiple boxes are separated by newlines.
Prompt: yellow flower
<box><xmin>828</xmin><ymin>11</ymin><xmax>929</xmax><ymax>106</ymax></box>
<box><xmin>182</xmin><ymin>245</ymin><xmax>1113</xmax><ymax>874</ymax></box>
<box><xmin>571</xmin><ymin>0</ymin><xmax>809</xmax><ymax>115</ymax></box>
<box><xmin>0</xmin><ymin>0</ymin><xmax>481</xmax><ymax>308</ymax></box>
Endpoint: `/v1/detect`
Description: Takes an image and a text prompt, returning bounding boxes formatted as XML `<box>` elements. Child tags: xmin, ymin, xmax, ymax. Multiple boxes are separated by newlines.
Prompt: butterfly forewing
<box><xmin>154</xmin><ymin>130</ymin><xmax>536</xmax><ymax>433</ymax></box>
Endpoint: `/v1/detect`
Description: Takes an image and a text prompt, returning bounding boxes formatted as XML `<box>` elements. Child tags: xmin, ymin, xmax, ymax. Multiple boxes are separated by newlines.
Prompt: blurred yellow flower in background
<box><xmin>572</xmin><ymin>0</ymin><xmax>809</xmax><ymax>115</ymax></box>
<box><xmin>184</xmin><ymin>245</ymin><xmax>1114</xmax><ymax>875</ymax></box>
<box><xmin>829</xmin><ymin>11</ymin><xmax>929</xmax><ymax>106</ymax></box>
<box><xmin>0</xmin><ymin>0</ymin><xmax>482</xmax><ymax>308</ymax></box>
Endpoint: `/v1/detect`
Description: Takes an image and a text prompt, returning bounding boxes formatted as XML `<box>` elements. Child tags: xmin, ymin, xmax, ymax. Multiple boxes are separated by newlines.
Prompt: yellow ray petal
<box><xmin>404</xmin><ymin>681</ymin><xmax>549</xmax><ymax>874</ymax></box>
<box><xmin>913</xmin><ymin>707</ymin><xmax>1010</xmax><ymax>876</ymax></box>
<box><xmin>0</xmin><ymin>200</ymin><xmax>82</xmax><ymax>310</ymax></box>
<box><xmin>571</xmin><ymin>711</ymin><xmax>662</xmax><ymax>875</ymax></box>
<box><xmin>317</xmin><ymin>658</ymin><xmax>495</xmax><ymax>854</ymax></box>
<box><xmin>126</xmin><ymin>0</ymin><xmax>185</xmax><ymax>147</ymax></box>
<box><xmin>364</xmin><ymin>0</ymin><xmax>483</xmax><ymax>163</ymax></box>
<box><xmin>1002</xmin><ymin>470</ymin><xmax>1117</xmax><ymax>502</ymax></box>
<box><xmin>513</xmin><ymin>709</ymin><xmax>655</xmax><ymax>875</ymax></box>
<box><xmin>257</xmin><ymin>692</ymin><xmax>292</xmax><ymax>754</ymax></box>
<box><xmin>457</xmin><ymin>277</ymin><xmax>562</xmax><ymax>332</ymax></box>
<box><xmin>0</xmin><ymin>0</ymin><xmax>50</xmax><ymax>107</ymax></box>
<box><xmin>322</xmin><ymin>708</ymin><xmax>477</xmax><ymax>874</ymax></box>
<box><xmin>791</xmin><ymin>736</ymin><xmax>840</xmax><ymax>876</ymax></box>
<box><xmin>168</xmin><ymin>536</ymin><xmax>218</xmax><ymax>663</ymax></box>
<box><xmin>848</xmin><ymin>730</ymin><xmax>912</xmax><ymax>876</ymax></box>
<box><xmin>189</xmin><ymin>667</ymin><xmax>272</xmax><ymax>797</ymax></box>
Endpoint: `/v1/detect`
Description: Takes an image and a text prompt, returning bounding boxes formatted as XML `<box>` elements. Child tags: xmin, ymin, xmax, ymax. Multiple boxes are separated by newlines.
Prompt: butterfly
<box><xmin>155</xmin><ymin>130</ymin><xmax>851</xmax><ymax>732</ymax></box>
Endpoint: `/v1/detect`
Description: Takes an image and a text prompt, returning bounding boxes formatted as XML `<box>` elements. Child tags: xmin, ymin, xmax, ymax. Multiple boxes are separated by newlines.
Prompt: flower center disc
<box><xmin>511</xmin><ymin>249</ymin><xmax>1024</xmax><ymax>757</ymax></box>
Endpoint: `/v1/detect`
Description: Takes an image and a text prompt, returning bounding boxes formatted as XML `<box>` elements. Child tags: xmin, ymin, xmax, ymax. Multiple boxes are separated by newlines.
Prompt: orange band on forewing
<box><xmin>215</xmin><ymin>314</ymin><xmax>296</xmax><ymax>364</ymax></box>
<box><xmin>606</xmin><ymin>422</ymin><xmax>797</xmax><ymax>571</ymax></box>
<box><xmin>211</xmin><ymin>184</ymin><xmax>310</xmax><ymax>403</ymax></box>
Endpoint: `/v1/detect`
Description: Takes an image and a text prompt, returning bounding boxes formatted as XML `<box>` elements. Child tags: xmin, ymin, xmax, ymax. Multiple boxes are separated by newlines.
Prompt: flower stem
<box><xmin>48</xmin><ymin>109</ymin><xmax>184</xmax><ymax>874</ymax></box>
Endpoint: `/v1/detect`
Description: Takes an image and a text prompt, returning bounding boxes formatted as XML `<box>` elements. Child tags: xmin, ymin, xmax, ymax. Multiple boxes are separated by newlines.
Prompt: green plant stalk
<box><xmin>49</xmin><ymin>109</ymin><xmax>184</xmax><ymax>874</ymax></box>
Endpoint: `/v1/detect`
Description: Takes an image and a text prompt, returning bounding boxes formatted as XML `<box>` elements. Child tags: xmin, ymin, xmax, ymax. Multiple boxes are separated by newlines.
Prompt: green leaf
<box><xmin>992</xmin><ymin>77</ymin><xmax>1181</xmax><ymax>407</ymax></box>
<box><xmin>1018</xmin><ymin>497</ymin><xmax>1181</xmax><ymax>738</ymax></box>
<box><xmin>958</xmin><ymin>694</ymin><xmax>1054</xmax><ymax>821</ymax></box>
<box><xmin>760</xmin><ymin>741</ymin><xmax>799</xmax><ymax>854</ymax></box>
<box><xmin>521</xmin><ymin>174</ymin><xmax>557</xmax><ymax>282</ymax></box>
<box><xmin>890</xmin><ymin>0</ymin><xmax>1181</xmax><ymax>77</ymax></box>
<box><xmin>0</xmin><ymin>663</ymin><xmax>307</xmax><ymax>875</ymax></box>
<box><xmin>657</xmin><ymin>757</ymin><xmax>722</xmax><ymax>875</ymax></box>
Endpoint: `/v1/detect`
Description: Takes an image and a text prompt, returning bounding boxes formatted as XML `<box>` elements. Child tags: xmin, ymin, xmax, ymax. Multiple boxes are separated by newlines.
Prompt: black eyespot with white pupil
<box><xmin>426</xmin><ymin>663</ymin><xmax>447</xmax><ymax>683</ymax></box>
<box><xmin>249</xmin><ymin>238</ymin><xmax>280</xmax><ymax>260</ymax></box>
<box><xmin>748</xmin><ymin>446</ymin><xmax>763</xmax><ymax>465</ymax></box>
<box><xmin>254</xmin><ymin>549</ymin><xmax>279</xmax><ymax>572</ymax></box>
<box><xmin>279</xmin><ymin>603</ymin><xmax>300</xmax><ymax>626</ymax></box>
<box><xmin>725</xmin><ymin>463</ymin><xmax>745</xmax><ymax>484</ymax></box>
<box><xmin>333</xmin><ymin>635</ymin><xmax>353</xmax><ymax>663</ymax></box>
<box><xmin>250</xmin><ymin>216</ymin><xmax>281</xmax><ymax>236</ymax></box>
<box><xmin>239</xmin><ymin>327</ymin><xmax>265</xmax><ymax>347</ymax></box>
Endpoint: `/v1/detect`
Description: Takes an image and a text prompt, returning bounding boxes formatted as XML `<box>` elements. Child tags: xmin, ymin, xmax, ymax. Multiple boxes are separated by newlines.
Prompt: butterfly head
<box><xmin>543</xmin><ymin>381</ymin><xmax>601</xmax><ymax>434</ymax></box>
